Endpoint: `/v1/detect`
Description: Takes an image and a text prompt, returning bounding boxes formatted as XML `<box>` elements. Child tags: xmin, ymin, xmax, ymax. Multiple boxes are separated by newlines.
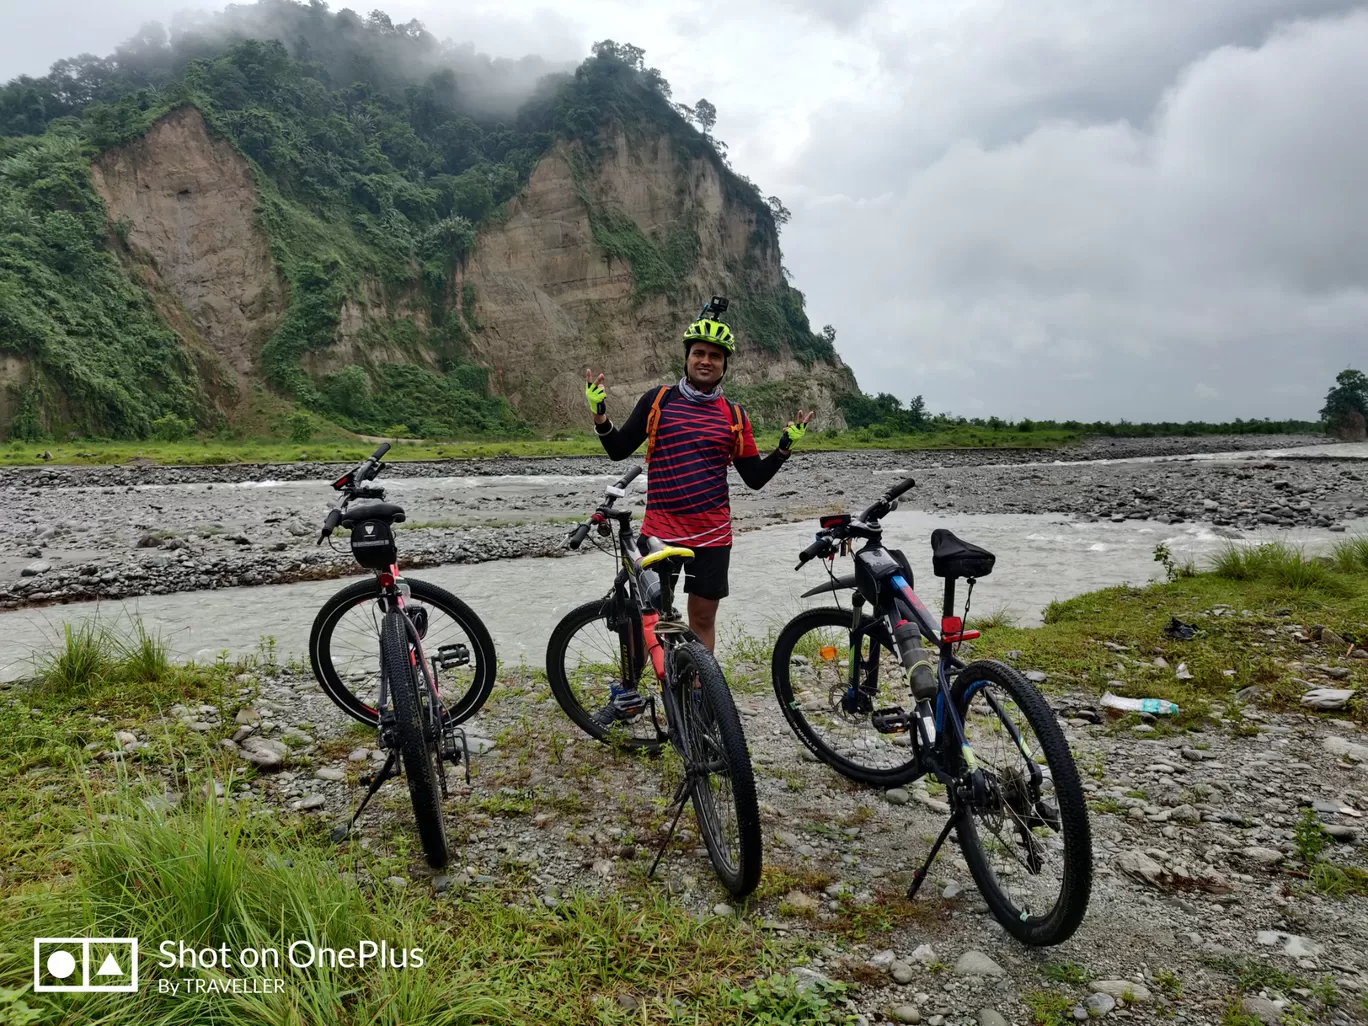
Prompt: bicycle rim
<box><xmin>314</xmin><ymin>578</ymin><xmax>493</xmax><ymax>727</ymax></box>
<box><xmin>773</xmin><ymin>608</ymin><xmax>920</xmax><ymax>784</ymax></box>
<box><xmin>547</xmin><ymin>599</ymin><xmax>660</xmax><ymax>749</ymax></box>
<box><xmin>675</xmin><ymin>642</ymin><xmax>762</xmax><ymax>897</ymax></box>
<box><xmin>952</xmin><ymin>661</ymin><xmax>1091</xmax><ymax>945</ymax></box>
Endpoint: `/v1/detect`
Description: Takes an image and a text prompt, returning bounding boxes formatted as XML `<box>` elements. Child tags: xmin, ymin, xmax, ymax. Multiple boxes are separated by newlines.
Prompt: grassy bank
<box><xmin>0</xmin><ymin>426</ymin><xmax>1093</xmax><ymax>467</ymax></box>
<box><xmin>0</xmin><ymin>623</ymin><xmax>853</xmax><ymax>1026</ymax></box>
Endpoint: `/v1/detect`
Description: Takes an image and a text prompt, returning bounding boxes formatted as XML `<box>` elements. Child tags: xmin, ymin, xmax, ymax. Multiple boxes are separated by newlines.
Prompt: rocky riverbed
<box><xmin>60</xmin><ymin>642</ymin><xmax>1368</xmax><ymax>1025</ymax></box>
<box><xmin>2</xmin><ymin>436</ymin><xmax>1364</xmax><ymax>611</ymax></box>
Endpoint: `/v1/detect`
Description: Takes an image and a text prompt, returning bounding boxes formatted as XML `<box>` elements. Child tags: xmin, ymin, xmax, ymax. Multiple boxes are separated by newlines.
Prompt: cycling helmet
<box><xmin>682</xmin><ymin>319</ymin><xmax>735</xmax><ymax>354</ymax></box>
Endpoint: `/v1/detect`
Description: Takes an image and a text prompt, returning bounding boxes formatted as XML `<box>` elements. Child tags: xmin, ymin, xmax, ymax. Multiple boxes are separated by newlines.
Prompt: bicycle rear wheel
<box><xmin>380</xmin><ymin>610</ymin><xmax>448</xmax><ymax>869</ymax></box>
<box><xmin>949</xmin><ymin>660</ymin><xmax>1091</xmax><ymax>946</ymax></box>
<box><xmin>546</xmin><ymin>597</ymin><xmax>662</xmax><ymax>751</ymax></box>
<box><xmin>673</xmin><ymin>641</ymin><xmax>762</xmax><ymax>899</ymax></box>
<box><xmin>771</xmin><ymin>607</ymin><xmax>921</xmax><ymax>787</ymax></box>
<box><xmin>311</xmin><ymin>577</ymin><xmax>495</xmax><ymax>728</ymax></box>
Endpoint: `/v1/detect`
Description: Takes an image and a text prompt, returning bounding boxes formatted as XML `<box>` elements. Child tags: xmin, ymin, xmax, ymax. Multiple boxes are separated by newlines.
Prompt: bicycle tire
<box><xmin>545</xmin><ymin>597</ymin><xmax>661</xmax><ymax>752</ymax></box>
<box><xmin>310</xmin><ymin>576</ymin><xmax>496</xmax><ymax>728</ymax></box>
<box><xmin>771</xmin><ymin>606</ymin><xmax>921</xmax><ymax>787</ymax></box>
<box><xmin>949</xmin><ymin>660</ymin><xmax>1091</xmax><ymax>946</ymax></box>
<box><xmin>380</xmin><ymin>610</ymin><xmax>449</xmax><ymax>869</ymax></box>
<box><xmin>674</xmin><ymin>641</ymin><xmax>763</xmax><ymax>898</ymax></box>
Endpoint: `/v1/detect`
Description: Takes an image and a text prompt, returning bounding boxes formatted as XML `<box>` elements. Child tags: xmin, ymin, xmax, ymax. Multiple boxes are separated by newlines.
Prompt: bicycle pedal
<box><xmin>871</xmin><ymin>706</ymin><xmax>913</xmax><ymax>734</ymax></box>
<box><xmin>435</xmin><ymin>642</ymin><xmax>470</xmax><ymax>669</ymax></box>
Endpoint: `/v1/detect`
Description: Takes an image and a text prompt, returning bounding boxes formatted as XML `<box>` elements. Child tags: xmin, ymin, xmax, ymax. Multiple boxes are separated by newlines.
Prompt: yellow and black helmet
<box><xmin>682</xmin><ymin>318</ymin><xmax>735</xmax><ymax>354</ymax></box>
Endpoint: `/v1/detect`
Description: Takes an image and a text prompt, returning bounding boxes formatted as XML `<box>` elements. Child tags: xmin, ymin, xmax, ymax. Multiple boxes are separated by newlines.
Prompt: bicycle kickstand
<box><xmin>330</xmin><ymin>751</ymin><xmax>398</xmax><ymax>843</ymax></box>
<box><xmin>647</xmin><ymin>774</ymin><xmax>694</xmax><ymax>881</ymax></box>
<box><xmin>906</xmin><ymin>814</ymin><xmax>958</xmax><ymax>901</ymax></box>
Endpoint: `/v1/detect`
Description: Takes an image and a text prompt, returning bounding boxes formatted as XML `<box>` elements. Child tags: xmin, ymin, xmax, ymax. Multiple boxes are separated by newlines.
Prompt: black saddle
<box><xmin>341</xmin><ymin>502</ymin><xmax>406</xmax><ymax>528</ymax></box>
<box><xmin>930</xmin><ymin>528</ymin><xmax>995</xmax><ymax>579</ymax></box>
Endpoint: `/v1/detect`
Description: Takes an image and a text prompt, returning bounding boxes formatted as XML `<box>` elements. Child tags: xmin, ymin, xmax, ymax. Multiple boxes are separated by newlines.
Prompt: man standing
<box><xmin>584</xmin><ymin>314</ymin><xmax>812</xmax><ymax>674</ymax></box>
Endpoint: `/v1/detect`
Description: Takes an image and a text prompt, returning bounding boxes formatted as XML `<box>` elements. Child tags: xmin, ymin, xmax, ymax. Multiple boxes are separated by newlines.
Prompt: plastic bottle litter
<box><xmin>1100</xmin><ymin>691</ymin><xmax>1180</xmax><ymax>716</ymax></box>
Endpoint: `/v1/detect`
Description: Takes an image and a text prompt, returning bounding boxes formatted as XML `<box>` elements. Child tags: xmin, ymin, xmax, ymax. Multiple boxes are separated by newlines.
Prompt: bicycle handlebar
<box><xmin>567</xmin><ymin>522</ymin><xmax>593</xmax><ymax>549</ymax></box>
<box><xmin>859</xmin><ymin>476</ymin><xmax>915</xmax><ymax>522</ymax></box>
<box><xmin>613</xmin><ymin>465</ymin><xmax>642</xmax><ymax>491</ymax></box>
<box><xmin>319</xmin><ymin>444</ymin><xmax>393</xmax><ymax>542</ymax></box>
<box><xmin>796</xmin><ymin>535</ymin><xmax>832</xmax><ymax>569</ymax></box>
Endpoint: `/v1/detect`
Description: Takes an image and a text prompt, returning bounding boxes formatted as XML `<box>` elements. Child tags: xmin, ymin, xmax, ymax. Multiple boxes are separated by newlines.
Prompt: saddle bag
<box><xmin>350</xmin><ymin>519</ymin><xmax>397</xmax><ymax>570</ymax></box>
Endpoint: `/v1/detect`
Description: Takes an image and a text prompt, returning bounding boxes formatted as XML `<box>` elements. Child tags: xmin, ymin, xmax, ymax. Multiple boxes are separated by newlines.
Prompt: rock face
<box><xmin>90</xmin><ymin>107</ymin><xmax>286</xmax><ymax>399</ymax></box>
<box><xmin>86</xmin><ymin>108</ymin><xmax>856</xmax><ymax>430</ymax></box>
<box><xmin>458</xmin><ymin>130</ymin><xmax>856</xmax><ymax>426</ymax></box>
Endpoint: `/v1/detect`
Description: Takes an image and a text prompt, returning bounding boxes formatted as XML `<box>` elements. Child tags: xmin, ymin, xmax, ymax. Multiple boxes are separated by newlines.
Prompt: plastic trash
<box><xmin>1100</xmin><ymin>692</ymin><xmax>1180</xmax><ymax>716</ymax></box>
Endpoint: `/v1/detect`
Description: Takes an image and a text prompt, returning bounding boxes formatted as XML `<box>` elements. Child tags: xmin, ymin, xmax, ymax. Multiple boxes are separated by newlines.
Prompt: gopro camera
<box><xmin>703</xmin><ymin>295</ymin><xmax>729</xmax><ymax>317</ymax></box>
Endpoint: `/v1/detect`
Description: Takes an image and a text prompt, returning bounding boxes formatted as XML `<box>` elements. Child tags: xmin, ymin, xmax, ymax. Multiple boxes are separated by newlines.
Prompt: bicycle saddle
<box><xmin>638</xmin><ymin>545</ymin><xmax>694</xmax><ymax>570</ymax></box>
<box><xmin>930</xmin><ymin>528</ymin><xmax>995</xmax><ymax>579</ymax></box>
<box><xmin>341</xmin><ymin>502</ymin><xmax>406</xmax><ymax>527</ymax></box>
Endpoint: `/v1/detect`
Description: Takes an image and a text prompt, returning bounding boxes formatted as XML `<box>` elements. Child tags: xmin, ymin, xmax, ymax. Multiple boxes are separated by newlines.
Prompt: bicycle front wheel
<box><xmin>311</xmin><ymin>577</ymin><xmax>496</xmax><ymax>728</ymax></box>
<box><xmin>950</xmin><ymin>660</ymin><xmax>1091</xmax><ymax>946</ymax></box>
<box><xmin>546</xmin><ymin>597</ymin><xmax>662</xmax><ymax>751</ymax></box>
<box><xmin>380</xmin><ymin>610</ymin><xmax>449</xmax><ymax>869</ymax></box>
<box><xmin>674</xmin><ymin>641</ymin><xmax>762</xmax><ymax>899</ymax></box>
<box><xmin>771</xmin><ymin>607</ymin><xmax>921</xmax><ymax>787</ymax></box>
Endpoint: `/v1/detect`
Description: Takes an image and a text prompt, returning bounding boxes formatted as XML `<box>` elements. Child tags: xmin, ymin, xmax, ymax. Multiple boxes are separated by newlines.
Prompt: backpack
<box><xmin>643</xmin><ymin>385</ymin><xmax>746</xmax><ymax>463</ymax></box>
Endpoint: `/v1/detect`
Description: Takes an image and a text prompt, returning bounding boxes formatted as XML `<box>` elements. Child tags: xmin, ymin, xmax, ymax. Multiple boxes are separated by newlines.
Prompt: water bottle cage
<box><xmin>905</xmin><ymin>659</ymin><xmax>939</xmax><ymax>701</ymax></box>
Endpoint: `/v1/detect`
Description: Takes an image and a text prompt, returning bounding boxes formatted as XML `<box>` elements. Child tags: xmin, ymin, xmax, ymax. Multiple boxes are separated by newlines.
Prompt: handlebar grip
<box><xmin>568</xmin><ymin>522</ymin><xmax>592</xmax><ymax>549</ymax></box>
<box><xmin>615</xmin><ymin>465</ymin><xmax>643</xmax><ymax>490</ymax></box>
<box><xmin>370</xmin><ymin>442</ymin><xmax>391</xmax><ymax>461</ymax></box>
<box><xmin>318</xmin><ymin>507</ymin><xmax>343</xmax><ymax>544</ymax></box>
<box><xmin>797</xmin><ymin>535</ymin><xmax>829</xmax><ymax>566</ymax></box>
<box><xmin>886</xmin><ymin>476</ymin><xmax>916</xmax><ymax>502</ymax></box>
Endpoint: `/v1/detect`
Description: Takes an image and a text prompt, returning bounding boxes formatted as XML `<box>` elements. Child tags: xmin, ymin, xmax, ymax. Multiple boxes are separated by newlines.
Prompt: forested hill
<box><xmin>0</xmin><ymin>1</ymin><xmax>855</xmax><ymax>441</ymax></box>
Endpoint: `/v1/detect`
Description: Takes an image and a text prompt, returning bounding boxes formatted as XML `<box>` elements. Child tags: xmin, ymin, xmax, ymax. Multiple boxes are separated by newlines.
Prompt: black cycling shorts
<box><xmin>639</xmin><ymin>538</ymin><xmax>730</xmax><ymax>601</ymax></box>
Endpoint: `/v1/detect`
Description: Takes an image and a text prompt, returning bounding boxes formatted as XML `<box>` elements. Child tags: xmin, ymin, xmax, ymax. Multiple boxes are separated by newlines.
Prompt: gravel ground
<box><xmin>80</xmin><ymin>634</ymin><xmax>1368</xmax><ymax>1026</ymax></box>
<box><xmin>2</xmin><ymin>435</ymin><xmax>1364</xmax><ymax>611</ymax></box>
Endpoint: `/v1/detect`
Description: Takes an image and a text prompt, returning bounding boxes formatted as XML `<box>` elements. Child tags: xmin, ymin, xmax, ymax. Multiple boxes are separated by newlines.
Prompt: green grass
<box><xmin>975</xmin><ymin>543</ymin><xmax>1368</xmax><ymax>728</ymax></box>
<box><xmin>1040</xmin><ymin>961</ymin><xmax>1090</xmax><ymax>986</ymax></box>
<box><xmin>1022</xmin><ymin>988</ymin><xmax>1075</xmax><ymax>1026</ymax></box>
<box><xmin>1</xmin><ymin>423</ymin><xmax>1098</xmax><ymax>467</ymax></box>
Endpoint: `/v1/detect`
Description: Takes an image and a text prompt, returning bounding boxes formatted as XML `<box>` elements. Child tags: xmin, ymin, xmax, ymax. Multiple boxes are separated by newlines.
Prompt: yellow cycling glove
<box><xmin>779</xmin><ymin>420</ymin><xmax>807</xmax><ymax>452</ymax></box>
<box><xmin>585</xmin><ymin>380</ymin><xmax>607</xmax><ymax>415</ymax></box>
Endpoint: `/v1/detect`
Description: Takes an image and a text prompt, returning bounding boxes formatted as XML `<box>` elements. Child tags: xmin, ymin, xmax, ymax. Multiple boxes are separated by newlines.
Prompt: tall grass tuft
<box><xmin>37</xmin><ymin>621</ymin><xmax>118</xmax><ymax>694</ymax></box>
<box><xmin>1207</xmin><ymin>542</ymin><xmax>1338</xmax><ymax>592</ymax></box>
<box><xmin>119</xmin><ymin>621</ymin><xmax>171</xmax><ymax>683</ymax></box>
<box><xmin>1331</xmin><ymin>535</ymin><xmax>1368</xmax><ymax>574</ymax></box>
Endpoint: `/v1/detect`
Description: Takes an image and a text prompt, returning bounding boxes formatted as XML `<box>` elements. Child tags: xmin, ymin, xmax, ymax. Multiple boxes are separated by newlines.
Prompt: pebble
<box><xmin>976</xmin><ymin>1010</ymin><xmax>1007</xmax><ymax>1026</ymax></box>
<box><xmin>890</xmin><ymin>1006</ymin><xmax>921</xmax><ymax>1024</ymax></box>
<box><xmin>1241</xmin><ymin>846</ymin><xmax>1285</xmax><ymax>866</ymax></box>
<box><xmin>1084</xmin><ymin>992</ymin><xmax>1116</xmax><ymax>1016</ymax></box>
<box><xmin>954</xmin><ymin>950</ymin><xmax>1005</xmax><ymax>977</ymax></box>
<box><xmin>712</xmin><ymin>903</ymin><xmax>733</xmax><ymax>917</ymax></box>
<box><xmin>296</xmin><ymin>795</ymin><xmax>326</xmax><ymax>810</ymax></box>
<box><xmin>1239</xmin><ymin>996</ymin><xmax>1283</xmax><ymax>1024</ymax></box>
<box><xmin>1024</xmin><ymin>670</ymin><xmax>1047</xmax><ymax>683</ymax></box>
<box><xmin>314</xmin><ymin>766</ymin><xmax>347</xmax><ymax>782</ymax></box>
<box><xmin>385</xmin><ymin>876</ymin><xmax>407</xmax><ymax>890</ymax></box>
<box><xmin>885</xmin><ymin>788</ymin><xmax>911</xmax><ymax>805</ymax></box>
<box><xmin>911</xmin><ymin>944</ymin><xmax>937</xmax><ymax>964</ymax></box>
<box><xmin>892</xmin><ymin>961</ymin><xmax>915</xmax><ymax>984</ymax></box>
<box><xmin>1090</xmin><ymin>980</ymin><xmax>1151</xmax><ymax>1003</ymax></box>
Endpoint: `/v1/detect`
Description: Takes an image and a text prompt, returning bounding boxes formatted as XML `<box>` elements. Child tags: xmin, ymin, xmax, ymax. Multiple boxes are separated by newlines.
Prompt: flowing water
<box><xmin>1</xmin><ymin>507</ymin><xmax>1345</xmax><ymax>681</ymax></box>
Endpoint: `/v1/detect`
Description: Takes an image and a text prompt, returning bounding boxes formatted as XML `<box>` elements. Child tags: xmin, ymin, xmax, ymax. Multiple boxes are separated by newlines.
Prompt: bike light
<box><xmin>942</xmin><ymin>616</ymin><xmax>962</xmax><ymax>634</ymax></box>
<box><xmin>378</xmin><ymin>571</ymin><xmax>396</xmax><ymax>589</ymax></box>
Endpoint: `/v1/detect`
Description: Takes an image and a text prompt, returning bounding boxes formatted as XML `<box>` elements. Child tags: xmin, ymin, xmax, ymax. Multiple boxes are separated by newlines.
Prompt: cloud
<box><xmin>781</xmin><ymin>9</ymin><xmax>1368</xmax><ymax>420</ymax></box>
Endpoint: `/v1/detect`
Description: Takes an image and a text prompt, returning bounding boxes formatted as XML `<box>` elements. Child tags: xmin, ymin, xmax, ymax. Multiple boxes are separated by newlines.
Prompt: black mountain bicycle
<box><xmin>772</xmin><ymin>477</ymin><xmax>1091</xmax><ymax>945</ymax></box>
<box><xmin>546</xmin><ymin>466</ymin><xmax>762</xmax><ymax>898</ymax></box>
<box><xmin>308</xmin><ymin>443</ymin><xmax>496</xmax><ymax>868</ymax></box>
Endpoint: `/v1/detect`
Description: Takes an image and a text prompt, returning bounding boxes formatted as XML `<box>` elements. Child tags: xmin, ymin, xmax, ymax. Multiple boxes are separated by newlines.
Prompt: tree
<box><xmin>693</xmin><ymin>98</ymin><xmax>716</xmax><ymax>135</ymax></box>
<box><xmin>1320</xmin><ymin>368</ymin><xmax>1368</xmax><ymax>440</ymax></box>
<box><xmin>821</xmin><ymin>324</ymin><xmax>836</xmax><ymax>345</ymax></box>
<box><xmin>766</xmin><ymin>195</ymin><xmax>791</xmax><ymax>230</ymax></box>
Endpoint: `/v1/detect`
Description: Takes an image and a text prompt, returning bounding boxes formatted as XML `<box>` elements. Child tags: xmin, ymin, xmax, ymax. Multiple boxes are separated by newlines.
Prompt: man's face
<box><xmin>686</xmin><ymin>342</ymin><xmax>728</xmax><ymax>388</ymax></box>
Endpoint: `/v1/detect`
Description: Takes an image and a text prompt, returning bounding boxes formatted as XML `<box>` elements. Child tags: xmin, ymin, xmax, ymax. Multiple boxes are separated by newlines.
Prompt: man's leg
<box><xmin>687</xmin><ymin>594</ymin><xmax>719</xmax><ymax>652</ymax></box>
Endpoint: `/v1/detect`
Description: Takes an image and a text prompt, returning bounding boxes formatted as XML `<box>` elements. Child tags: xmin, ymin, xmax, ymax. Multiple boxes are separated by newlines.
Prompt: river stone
<box><xmin>885</xmin><ymin>787</ymin><xmax>911</xmax><ymax>805</ymax></box>
<box><xmin>238</xmin><ymin>736</ymin><xmax>287</xmax><ymax>770</ymax></box>
<box><xmin>1239</xmin><ymin>996</ymin><xmax>1283</xmax><ymax>1024</ymax></box>
<box><xmin>911</xmin><ymin>944</ymin><xmax>937</xmax><ymax>964</ymax></box>
<box><xmin>1324</xmin><ymin>824</ymin><xmax>1359</xmax><ymax>842</ymax></box>
<box><xmin>296</xmin><ymin>795</ymin><xmax>326</xmax><ymax>811</ymax></box>
<box><xmin>1326</xmin><ymin>736</ymin><xmax>1368</xmax><ymax>763</ymax></box>
<box><xmin>1091</xmin><ymin>980</ymin><xmax>1151</xmax><ymax>1003</ymax></box>
<box><xmin>1024</xmin><ymin>670</ymin><xmax>1047</xmax><ymax>683</ymax></box>
<box><xmin>976</xmin><ymin>1010</ymin><xmax>1008</xmax><ymax>1026</ymax></box>
<box><xmin>21</xmin><ymin>561</ymin><xmax>50</xmax><ymax>576</ymax></box>
<box><xmin>234</xmin><ymin>707</ymin><xmax>261</xmax><ymax>726</ymax></box>
<box><xmin>1301</xmin><ymin>687</ymin><xmax>1355</xmax><ymax>711</ymax></box>
<box><xmin>954</xmin><ymin>950</ymin><xmax>1006</xmax><ymax>977</ymax></box>
<box><xmin>891</xmin><ymin>960</ymin><xmax>915</xmax><ymax>984</ymax></box>
<box><xmin>1084</xmin><ymin>993</ymin><xmax>1116</xmax><ymax>1016</ymax></box>
<box><xmin>1117</xmin><ymin>850</ymin><xmax>1165</xmax><ymax>887</ymax></box>
<box><xmin>1242</xmin><ymin>846</ymin><xmax>1285</xmax><ymax>866</ymax></box>
<box><xmin>1321</xmin><ymin>628</ymin><xmax>1348</xmax><ymax>651</ymax></box>
<box><xmin>314</xmin><ymin>766</ymin><xmax>346</xmax><ymax>782</ymax></box>
<box><xmin>890</xmin><ymin>1006</ymin><xmax>921</xmax><ymax>1024</ymax></box>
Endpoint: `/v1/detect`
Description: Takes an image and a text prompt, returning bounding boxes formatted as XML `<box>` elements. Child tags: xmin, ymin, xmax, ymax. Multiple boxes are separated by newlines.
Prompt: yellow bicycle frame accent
<box><xmin>638</xmin><ymin>545</ymin><xmax>695</xmax><ymax>570</ymax></box>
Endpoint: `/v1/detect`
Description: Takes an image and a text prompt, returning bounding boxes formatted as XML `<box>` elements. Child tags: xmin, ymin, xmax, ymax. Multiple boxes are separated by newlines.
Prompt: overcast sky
<box><xmin>5</xmin><ymin>0</ymin><xmax>1367</xmax><ymax>422</ymax></box>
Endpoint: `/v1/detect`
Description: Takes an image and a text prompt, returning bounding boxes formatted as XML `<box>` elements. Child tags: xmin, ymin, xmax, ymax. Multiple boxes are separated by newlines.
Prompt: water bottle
<box><xmin>1100</xmin><ymin>692</ymin><xmax>1180</xmax><ymax>716</ymax></box>
<box><xmin>893</xmin><ymin>621</ymin><xmax>937</xmax><ymax>700</ymax></box>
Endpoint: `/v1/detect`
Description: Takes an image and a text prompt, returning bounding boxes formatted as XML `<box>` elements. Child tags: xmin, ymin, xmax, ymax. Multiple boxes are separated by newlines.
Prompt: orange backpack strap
<box><xmin>644</xmin><ymin>385</ymin><xmax>672</xmax><ymax>463</ymax></box>
<box><xmin>727</xmin><ymin>401</ymin><xmax>746</xmax><ymax>459</ymax></box>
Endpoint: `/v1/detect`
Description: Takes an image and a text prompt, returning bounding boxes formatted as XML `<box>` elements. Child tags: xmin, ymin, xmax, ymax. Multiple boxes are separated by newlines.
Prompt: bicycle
<box><xmin>546</xmin><ymin>466</ymin><xmax>762</xmax><ymax>898</ymax></box>
<box><xmin>307</xmin><ymin>443</ymin><xmax>497</xmax><ymax>869</ymax></box>
<box><xmin>771</xmin><ymin>477</ymin><xmax>1091</xmax><ymax>945</ymax></box>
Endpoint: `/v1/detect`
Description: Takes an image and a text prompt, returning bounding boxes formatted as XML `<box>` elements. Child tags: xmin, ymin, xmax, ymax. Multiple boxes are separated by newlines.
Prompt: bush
<box><xmin>287</xmin><ymin>410</ymin><xmax>312</xmax><ymax>443</ymax></box>
<box><xmin>149</xmin><ymin>413</ymin><xmax>194</xmax><ymax>441</ymax></box>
